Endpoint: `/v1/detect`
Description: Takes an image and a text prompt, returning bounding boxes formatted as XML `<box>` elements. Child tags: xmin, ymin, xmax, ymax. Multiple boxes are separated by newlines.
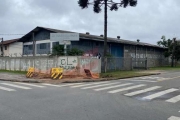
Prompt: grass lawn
<box><xmin>150</xmin><ymin>66</ymin><xmax>180</xmax><ymax>71</ymax></box>
<box><xmin>0</xmin><ymin>70</ymin><xmax>27</xmax><ymax>74</ymax></box>
<box><xmin>100</xmin><ymin>70</ymin><xmax>152</xmax><ymax>79</ymax></box>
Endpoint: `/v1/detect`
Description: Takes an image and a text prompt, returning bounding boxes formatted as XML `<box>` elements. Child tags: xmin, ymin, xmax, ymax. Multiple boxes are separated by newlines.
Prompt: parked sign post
<box><xmin>50</xmin><ymin>33</ymin><xmax>79</xmax><ymax>55</ymax></box>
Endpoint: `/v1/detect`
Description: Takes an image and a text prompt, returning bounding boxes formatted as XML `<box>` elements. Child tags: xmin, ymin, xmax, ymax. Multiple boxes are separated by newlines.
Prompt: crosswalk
<box><xmin>0</xmin><ymin>81</ymin><xmax>180</xmax><ymax>104</ymax></box>
<box><xmin>124</xmin><ymin>86</ymin><xmax>162</xmax><ymax>96</ymax></box>
<box><xmin>121</xmin><ymin>76</ymin><xmax>169</xmax><ymax>83</ymax></box>
<box><xmin>108</xmin><ymin>84</ymin><xmax>146</xmax><ymax>93</ymax></box>
<box><xmin>0</xmin><ymin>86</ymin><xmax>16</xmax><ymax>91</ymax></box>
<box><xmin>166</xmin><ymin>95</ymin><xmax>180</xmax><ymax>103</ymax></box>
<box><xmin>16</xmin><ymin>82</ymin><xmax>45</xmax><ymax>88</ymax></box>
<box><xmin>168</xmin><ymin>116</ymin><xmax>180</xmax><ymax>120</ymax></box>
<box><xmin>1</xmin><ymin>83</ymin><xmax>32</xmax><ymax>90</ymax></box>
<box><xmin>94</xmin><ymin>83</ymin><xmax>133</xmax><ymax>91</ymax></box>
<box><xmin>134</xmin><ymin>76</ymin><xmax>168</xmax><ymax>80</ymax></box>
<box><xmin>143</xmin><ymin>88</ymin><xmax>179</xmax><ymax>100</ymax></box>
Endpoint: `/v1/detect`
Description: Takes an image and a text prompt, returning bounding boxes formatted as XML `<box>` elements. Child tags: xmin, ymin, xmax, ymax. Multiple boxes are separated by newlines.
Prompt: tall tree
<box><xmin>78</xmin><ymin>0</ymin><xmax>137</xmax><ymax>57</ymax></box>
<box><xmin>157</xmin><ymin>36</ymin><xmax>180</xmax><ymax>67</ymax></box>
<box><xmin>157</xmin><ymin>36</ymin><xmax>172</xmax><ymax>48</ymax></box>
<box><xmin>52</xmin><ymin>45</ymin><xmax>84</xmax><ymax>56</ymax></box>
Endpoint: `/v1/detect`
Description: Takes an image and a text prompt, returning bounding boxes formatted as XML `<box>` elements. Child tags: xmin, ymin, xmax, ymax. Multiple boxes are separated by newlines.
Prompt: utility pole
<box><xmin>32</xmin><ymin>33</ymin><xmax>35</xmax><ymax>56</ymax></box>
<box><xmin>0</xmin><ymin>38</ymin><xmax>3</xmax><ymax>57</ymax></box>
<box><xmin>171</xmin><ymin>38</ymin><xmax>176</xmax><ymax>67</ymax></box>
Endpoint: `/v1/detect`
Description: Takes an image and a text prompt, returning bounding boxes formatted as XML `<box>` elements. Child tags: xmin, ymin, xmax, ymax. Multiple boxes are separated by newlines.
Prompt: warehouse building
<box><xmin>19</xmin><ymin>26</ymin><xmax>166</xmax><ymax>59</ymax></box>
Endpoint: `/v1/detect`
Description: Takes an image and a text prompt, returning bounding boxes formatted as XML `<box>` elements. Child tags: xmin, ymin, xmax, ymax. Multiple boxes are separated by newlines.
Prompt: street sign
<box><xmin>50</xmin><ymin>33</ymin><xmax>79</xmax><ymax>41</ymax></box>
<box><xmin>50</xmin><ymin>33</ymin><xmax>79</xmax><ymax>55</ymax></box>
<box><xmin>59</xmin><ymin>40</ymin><xmax>71</xmax><ymax>45</ymax></box>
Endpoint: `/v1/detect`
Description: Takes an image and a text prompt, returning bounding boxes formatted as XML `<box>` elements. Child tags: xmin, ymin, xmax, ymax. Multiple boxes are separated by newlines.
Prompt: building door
<box><xmin>111</xmin><ymin>44</ymin><xmax>123</xmax><ymax>57</ymax></box>
<box><xmin>107</xmin><ymin>44</ymin><xmax>124</xmax><ymax>70</ymax></box>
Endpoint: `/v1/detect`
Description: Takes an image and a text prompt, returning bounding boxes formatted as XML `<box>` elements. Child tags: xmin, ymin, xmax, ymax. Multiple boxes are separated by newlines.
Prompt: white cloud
<box><xmin>1</xmin><ymin>0</ymin><xmax>180</xmax><ymax>44</ymax></box>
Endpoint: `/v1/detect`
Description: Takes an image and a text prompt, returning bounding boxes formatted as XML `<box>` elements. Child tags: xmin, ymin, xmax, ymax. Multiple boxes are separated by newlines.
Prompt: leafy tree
<box><xmin>67</xmin><ymin>48</ymin><xmax>84</xmax><ymax>56</ymax></box>
<box><xmin>78</xmin><ymin>0</ymin><xmax>137</xmax><ymax>57</ymax></box>
<box><xmin>157</xmin><ymin>36</ymin><xmax>172</xmax><ymax>57</ymax></box>
<box><xmin>157</xmin><ymin>36</ymin><xmax>180</xmax><ymax>66</ymax></box>
<box><xmin>157</xmin><ymin>36</ymin><xmax>172</xmax><ymax>48</ymax></box>
<box><xmin>52</xmin><ymin>45</ymin><xmax>84</xmax><ymax>56</ymax></box>
<box><xmin>52</xmin><ymin>45</ymin><xmax>64</xmax><ymax>56</ymax></box>
<box><xmin>174</xmin><ymin>42</ymin><xmax>180</xmax><ymax>61</ymax></box>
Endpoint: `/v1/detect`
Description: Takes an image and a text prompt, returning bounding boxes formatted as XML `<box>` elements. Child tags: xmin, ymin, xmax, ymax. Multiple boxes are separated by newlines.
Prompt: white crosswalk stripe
<box><xmin>125</xmin><ymin>86</ymin><xmax>162</xmax><ymax>96</ymax></box>
<box><xmin>71</xmin><ymin>81</ymin><xmax>110</xmax><ymax>88</ymax></box>
<box><xmin>136</xmin><ymin>77</ymin><xmax>164</xmax><ymax>80</ymax></box>
<box><xmin>81</xmin><ymin>82</ymin><xmax>119</xmax><ymax>89</ymax></box>
<box><xmin>42</xmin><ymin>83</ymin><xmax>83</xmax><ymax>87</ymax></box>
<box><xmin>0</xmin><ymin>86</ymin><xmax>16</xmax><ymax>91</ymax></box>
<box><xmin>15</xmin><ymin>82</ymin><xmax>45</xmax><ymax>88</ymax></box>
<box><xmin>143</xmin><ymin>88</ymin><xmax>178</xmax><ymax>100</ymax></box>
<box><xmin>119</xmin><ymin>79</ymin><xmax>157</xmax><ymax>83</ymax></box>
<box><xmin>0</xmin><ymin>81</ymin><xmax>180</xmax><ymax>106</ymax></box>
<box><xmin>168</xmin><ymin>116</ymin><xmax>180</xmax><ymax>120</ymax></box>
<box><xmin>108</xmin><ymin>84</ymin><xmax>146</xmax><ymax>93</ymax></box>
<box><xmin>1</xmin><ymin>83</ymin><xmax>32</xmax><ymax>90</ymax></box>
<box><xmin>166</xmin><ymin>95</ymin><xmax>180</xmax><ymax>103</ymax></box>
<box><xmin>140</xmin><ymin>77</ymin><xmax>153</xmax><ymax>80</ymax></box>
<box><xmin>42</xmin><ymin>84</ymin><xmax>62</xmax><ymax>87</ymax></box>
<box><xmin>94</xmin><ymin>83</ymin><xmax>133</xmax><ymax>91</ymax></box>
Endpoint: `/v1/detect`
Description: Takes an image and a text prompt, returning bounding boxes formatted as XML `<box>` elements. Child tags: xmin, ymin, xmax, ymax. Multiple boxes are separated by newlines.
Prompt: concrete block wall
<box><xmin>0</xmin><ymin>56</ymin><xmax>101</xmax><ymax>74</ymax></box>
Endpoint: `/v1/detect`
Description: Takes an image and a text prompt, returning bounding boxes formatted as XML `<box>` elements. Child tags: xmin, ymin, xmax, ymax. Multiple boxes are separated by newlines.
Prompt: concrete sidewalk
<box><xmin>0</xmin><ymin>73</ymin><xmax>44</xmax><ymax>83</ymax></box>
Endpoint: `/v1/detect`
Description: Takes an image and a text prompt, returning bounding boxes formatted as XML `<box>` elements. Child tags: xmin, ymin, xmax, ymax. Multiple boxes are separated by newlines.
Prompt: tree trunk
<box><xmin>171</xmin><ymin>56</ymin><xmax>174</xmax><ymax>67</ymax></box>
<box><xmin>171</xmin><ymin>41</ymin><xmax>176</xmax><ymax>67</ymax></box>
<box><xmin>103</xmin><ymin>0</ymin><xmax>108</xmax><ymax>73</ymax></box>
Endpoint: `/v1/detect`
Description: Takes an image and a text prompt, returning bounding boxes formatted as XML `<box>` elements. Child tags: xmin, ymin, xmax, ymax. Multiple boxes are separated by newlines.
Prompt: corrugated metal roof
<box><xmin>1</xmin><ymin>38</ymin><xmax>19</xmax><ymax>45</ymax></box>
<box><xmin>20</xmin><ymin>26</ymin><xmax>166</xmax><ymax>49</ymax></box>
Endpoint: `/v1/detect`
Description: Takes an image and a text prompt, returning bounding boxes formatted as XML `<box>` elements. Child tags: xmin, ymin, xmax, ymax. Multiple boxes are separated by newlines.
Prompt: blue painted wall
<box><xmin>110</xmin><ymin>43</ymin><xmax>124</xmax><ymax>57</ymax></box>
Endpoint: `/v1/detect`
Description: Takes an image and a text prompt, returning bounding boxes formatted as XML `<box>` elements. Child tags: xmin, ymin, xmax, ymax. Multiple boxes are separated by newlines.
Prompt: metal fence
<box><xmin>102</xmin><ymin>57</ymin><xmax>171</xmax><ymax>72</ymax></box>
<box><xmin>132</xmin><ymin>58</ymin><xmax>147</xmax><ymax>69</ymax></box>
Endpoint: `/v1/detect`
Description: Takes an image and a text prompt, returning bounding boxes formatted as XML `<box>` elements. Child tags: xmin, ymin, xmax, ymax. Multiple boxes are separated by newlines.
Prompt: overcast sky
<box><xmin>0</xmin><ymin>0</ymin><xmax>180</xmax><ymax>44</ymax></box>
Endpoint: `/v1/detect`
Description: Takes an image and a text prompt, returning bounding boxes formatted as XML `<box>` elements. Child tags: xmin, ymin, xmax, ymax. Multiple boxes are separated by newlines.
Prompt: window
<box><xmin>4</xmin><ymin>46</ymin><xmax>7</xmax><ymax>50</ymax></box>
<box><xmin>53</xmin><ymin>42</ymin><xmax>59</xmax><ymax>47</ymax></box>
<box><xmin>40</xmin><ymin>43</ymin><xmax>47</xmax><ymax>49</ymax></box>
<box><xmin>28</xmin><ymin>45</ymin><xmax>33</xmax><ymax>50</ymax></box>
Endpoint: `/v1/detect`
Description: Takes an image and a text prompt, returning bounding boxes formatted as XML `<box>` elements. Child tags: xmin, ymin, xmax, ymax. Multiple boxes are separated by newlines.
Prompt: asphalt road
<box><xmin>0</xmin><ymin>71</ymin><xmax>180</xmax><ymax>120</ymax></box>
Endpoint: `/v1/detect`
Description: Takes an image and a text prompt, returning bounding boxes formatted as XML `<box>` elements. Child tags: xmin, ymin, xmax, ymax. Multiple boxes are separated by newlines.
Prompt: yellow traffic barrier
<box><xmin>26</xmin><ymin>67</ymin><xmax>35</xmax><ymax>78</ymax></box>
<box><xmin>51</xmin><ymin>68</ymin><xmax>63</xmax><ymax>79</ymax></box>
